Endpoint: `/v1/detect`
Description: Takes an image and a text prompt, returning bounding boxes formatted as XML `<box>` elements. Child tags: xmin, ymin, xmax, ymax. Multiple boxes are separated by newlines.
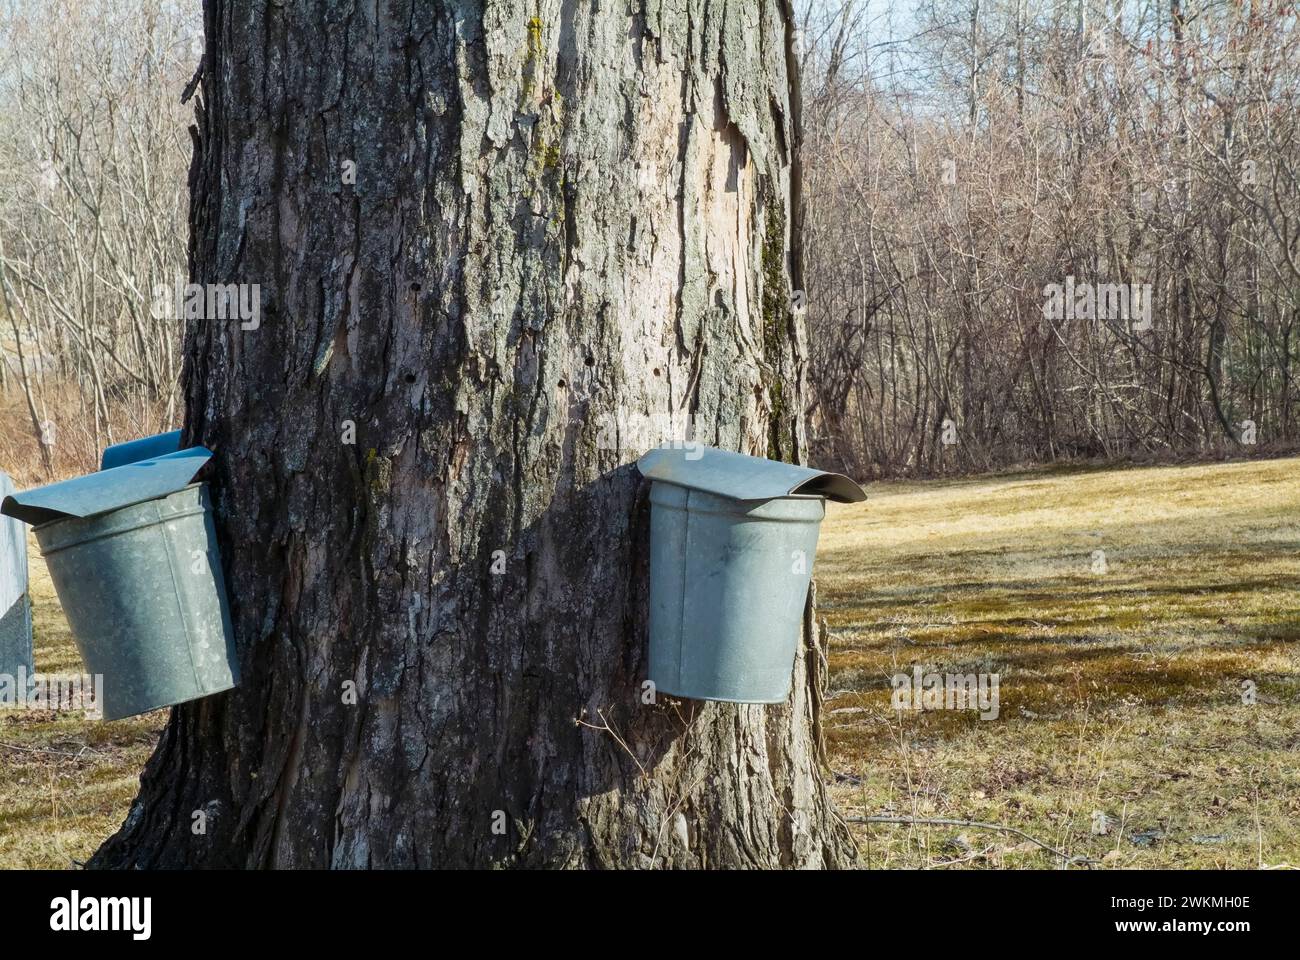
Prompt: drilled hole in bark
<box><xmin>409</xmin><ymin>282</ymin><xmax>421</xmax><ymax>292</ymax></box>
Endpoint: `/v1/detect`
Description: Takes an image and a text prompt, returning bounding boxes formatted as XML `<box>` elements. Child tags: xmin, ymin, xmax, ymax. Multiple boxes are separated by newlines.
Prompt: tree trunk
<box><xmin>92</xmin><ymin>0</ymin><xmax>853</xmax><ymax>869</ymax></box>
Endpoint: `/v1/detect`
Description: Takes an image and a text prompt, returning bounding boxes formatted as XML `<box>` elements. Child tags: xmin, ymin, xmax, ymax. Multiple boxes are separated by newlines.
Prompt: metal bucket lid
<box><xmin>100</xmin><ymin>429</ymin><xmax>183</xmax><ymax>470</ymax></box>
<box><xmin>0</xmin><ymin>446</ymin><xmax>214</xmax><ymax>527</ymax></box>
<box><xmin>637</xmin><ymin>445</ymin><xmax>865</xmax><ymax>504</ymax></box>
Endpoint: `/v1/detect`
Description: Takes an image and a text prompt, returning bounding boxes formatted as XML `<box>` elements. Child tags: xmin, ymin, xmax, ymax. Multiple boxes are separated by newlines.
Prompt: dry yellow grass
<box><xmin>820</xmin><ymin>456</ymin><xmax>1300</xmax><ymax>868</ymax></box>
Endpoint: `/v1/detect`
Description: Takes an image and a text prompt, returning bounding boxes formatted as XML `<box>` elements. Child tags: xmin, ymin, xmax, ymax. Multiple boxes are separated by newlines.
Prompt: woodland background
<box><xmin>2</xmin><ymin>0</ymin><xmax>1298</xmax><ymax>480</ymax></box>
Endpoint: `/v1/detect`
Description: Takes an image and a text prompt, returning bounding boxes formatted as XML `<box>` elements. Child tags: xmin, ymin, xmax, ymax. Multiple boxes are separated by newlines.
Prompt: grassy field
<box><xmin>2</xmin><ymin>456</ymin><xmax>1297</xmax><ymax>868</ymax></box>
<box><xmin>821</xmin><ymin>456</ymin><xmax>1300</xmax><ymax>868</ymax></box>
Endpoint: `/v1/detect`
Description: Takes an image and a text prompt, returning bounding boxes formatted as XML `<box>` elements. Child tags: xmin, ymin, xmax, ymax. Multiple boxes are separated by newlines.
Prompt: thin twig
<box><xmin>0</xmin><ymin>740</ymin><xmax>98</xmax><ymax>759</ymax></box>
<box><xmin>574</xmin><ymin>708</ymin><xmax>647</xmax><ymax>778</ymax></box>
<box><xmin>847</xmin><ymin>814</ymin><xmax>1096</xmax><ymax>866</ymax></box>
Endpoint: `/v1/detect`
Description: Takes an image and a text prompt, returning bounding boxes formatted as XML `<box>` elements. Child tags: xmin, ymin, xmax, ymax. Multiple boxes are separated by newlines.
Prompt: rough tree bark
<box><xmin>93</xmin><ymin>0</ymin><xmax>854</xmax><ymax>869</ymax></box>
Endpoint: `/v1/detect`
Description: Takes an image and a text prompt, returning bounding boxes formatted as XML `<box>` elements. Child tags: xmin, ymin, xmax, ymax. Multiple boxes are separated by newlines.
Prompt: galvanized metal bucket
<box><xmin>637</xmin><ymin>446</ymin><xmax>865</xmax><ymax>703</ymax></box>
<box><xmin>1</xmin><ymin>448</ymin><xmax>238</xmax><ymax>720</ymax></box>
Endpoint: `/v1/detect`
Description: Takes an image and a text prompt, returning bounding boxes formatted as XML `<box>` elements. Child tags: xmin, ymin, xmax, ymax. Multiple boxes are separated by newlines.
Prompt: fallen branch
<box><xmin>846</xmin><ymin>814</ymin><xmax>1096</xmax><ymax>866</ymax></box>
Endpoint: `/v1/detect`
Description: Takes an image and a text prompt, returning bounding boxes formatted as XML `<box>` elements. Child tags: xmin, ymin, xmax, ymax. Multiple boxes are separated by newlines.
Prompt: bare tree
<box><xmin>800</xmin><ymin>0</ymin><xmax>1300</xmax><ymax>477</ymax></box>
<box><xmin>0</xmin><ymin>0</ymin><xmax>194</xmax><ymax>477</ymax></box>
